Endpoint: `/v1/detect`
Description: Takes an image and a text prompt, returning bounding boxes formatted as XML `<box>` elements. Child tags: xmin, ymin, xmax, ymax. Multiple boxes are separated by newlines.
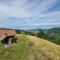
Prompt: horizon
<box><xmin>0</xmin><ymin>0</ymin><xmax>60</xmax><ymax>29</ymax></box>
<box><xmin>0</xmin><ymin>26</ymin><xmax>60</xmax><ymax>30</ymax></box>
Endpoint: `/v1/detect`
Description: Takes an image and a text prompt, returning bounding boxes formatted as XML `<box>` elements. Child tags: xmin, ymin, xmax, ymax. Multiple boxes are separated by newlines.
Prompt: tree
<box><xmin>37</xmin><ymin>29</ymin><xmax>45</xmax><ymax>38</ymax></box>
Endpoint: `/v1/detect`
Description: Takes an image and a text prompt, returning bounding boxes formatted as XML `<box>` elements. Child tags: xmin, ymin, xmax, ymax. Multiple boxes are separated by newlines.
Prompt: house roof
<box><xmin>0</xmin><ymin>29</ymin><xmax>16</xmax><ymax>37</ymax></box>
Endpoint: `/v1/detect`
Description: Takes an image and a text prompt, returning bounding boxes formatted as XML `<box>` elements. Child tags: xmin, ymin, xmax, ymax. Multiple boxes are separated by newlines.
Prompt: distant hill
<box><xmin>28</xmin><ymin>27</ymin><xmax>60</xmax><ymax>36</ymax></box>
<box><xmin>46</xmin><ymin>28</ymin><xmax>60</xmax><ymax>36</ymax></box>
<box><xmin>43</xmin><ymin>28</ymin><xmax>60</xmax><ymax>45</ymax></box>
<box><xmin>16</xmin><ymin>27</ymin><xmax>60</xmax><ymax>45</ymax></box>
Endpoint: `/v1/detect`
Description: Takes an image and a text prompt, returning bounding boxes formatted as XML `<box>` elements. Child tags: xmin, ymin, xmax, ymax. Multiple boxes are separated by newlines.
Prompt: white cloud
<box><xmin>0</xmin><ymin>0</ymin><xmax>60</xmax><ymax>29</ymax></box>
<box><xmin>0</xmin><ymin>0</ymin><xmax>58</xmax><ymax>18</ymax></box>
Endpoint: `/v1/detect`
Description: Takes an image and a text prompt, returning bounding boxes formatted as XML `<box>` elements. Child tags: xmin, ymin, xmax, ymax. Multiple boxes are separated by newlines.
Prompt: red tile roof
<box><xmin>0</xmin><ymin>29</ymin><xmax>16</xmax><ymax>37</ymax></box>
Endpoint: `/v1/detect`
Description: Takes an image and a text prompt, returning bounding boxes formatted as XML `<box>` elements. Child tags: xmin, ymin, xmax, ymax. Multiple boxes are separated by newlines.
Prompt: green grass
<box><xmin>0</xmin><ymin>34</ymin><xmax>60</xmax><ymax>60</ymax></box>
<box><xmin>0</xmin><ymin>35</ymin><xmax>30</xmax><ymax>60</ymax></box>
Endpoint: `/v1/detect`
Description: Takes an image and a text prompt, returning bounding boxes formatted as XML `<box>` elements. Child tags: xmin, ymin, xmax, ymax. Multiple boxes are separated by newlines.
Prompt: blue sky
<box><xmin>0</xmin><ymin>0</ymin><xmax>60</xmax><ymax>30</ymax></box>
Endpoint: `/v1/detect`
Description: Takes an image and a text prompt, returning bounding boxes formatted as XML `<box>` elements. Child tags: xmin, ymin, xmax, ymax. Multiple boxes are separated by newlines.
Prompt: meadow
<box><xmin>0</xmin><ymin>34</ymin><xmax>60</xmax><ymax>60</ymax></box>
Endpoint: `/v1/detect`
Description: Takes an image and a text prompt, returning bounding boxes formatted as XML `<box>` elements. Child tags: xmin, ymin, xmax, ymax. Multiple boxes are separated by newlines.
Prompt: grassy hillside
<box><xmin>27</xmin><ymin>35</ymin><xmax>60</xmax><ymax>60</ymax></box>
<box><xmin>26</xmin><ymin>28</ymin><xmax>60</xmax><ymax>45</ymax></box>
<box><xmin>0</xmin><ymin>34</ymin><xmax>60</xmax><ymax>60</ymax></box>
<box><xmin>43</xmin><ymin>28</ymin><xmax>60</xmax><ymax>45</ymax></box>
<box><xmin>18</xmin><ymin>28</ymin><xmax>60</xmax><ymax>45</ymax></box>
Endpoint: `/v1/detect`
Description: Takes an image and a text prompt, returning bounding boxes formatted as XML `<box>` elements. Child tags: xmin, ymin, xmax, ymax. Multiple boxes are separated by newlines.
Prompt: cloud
<box><xmin>0</xmin><ymin>0</ymin><xmax>60</xmax><ymax>29</ymax></box>
<box><xmin>0</xmin><ymin>0</ymin><xmax>57</xmax><ymax>18</ymax></box>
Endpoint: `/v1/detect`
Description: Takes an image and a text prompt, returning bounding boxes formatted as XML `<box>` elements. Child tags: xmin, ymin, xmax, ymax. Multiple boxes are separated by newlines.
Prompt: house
<box><xmin>0</xmin><ymin>29</ymin><xmax>17</xmax><ymax>45</ymax></box>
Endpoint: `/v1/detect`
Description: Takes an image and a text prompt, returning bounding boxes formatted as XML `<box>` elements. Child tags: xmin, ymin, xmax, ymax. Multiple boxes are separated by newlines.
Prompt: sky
<box><xmin>0</xmin><ymin>0</ymin><xmax>60</xmax><ymax>30</ymax></box>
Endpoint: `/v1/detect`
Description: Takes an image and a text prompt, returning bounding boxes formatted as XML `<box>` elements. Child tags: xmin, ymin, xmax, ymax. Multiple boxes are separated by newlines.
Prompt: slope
<box><xmin>0</xmin><ymin>34</ymin><xmax>60</xmax><ymax>60</ymax></box>
<box><xmin>27</xmin><ymin>35</ymin><xmax>60</xmax><ymax>60</ymax></box>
